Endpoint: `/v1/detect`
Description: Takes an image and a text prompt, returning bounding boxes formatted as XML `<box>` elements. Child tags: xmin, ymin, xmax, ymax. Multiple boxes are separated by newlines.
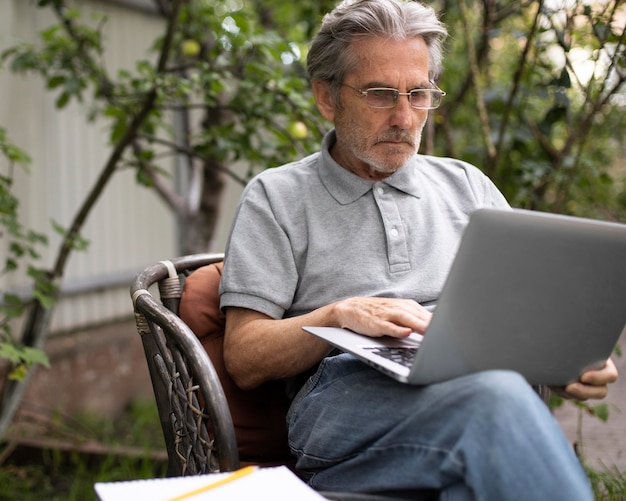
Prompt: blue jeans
<box><xmin>287</xmin><ymin>354</ymin><xmax>593</xmax><ymax>500</ymax></box>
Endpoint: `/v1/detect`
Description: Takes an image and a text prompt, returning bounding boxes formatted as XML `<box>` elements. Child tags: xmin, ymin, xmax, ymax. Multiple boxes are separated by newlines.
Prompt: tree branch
<box><xmin>136</xmin><ymin>134</ymin><xmax>250</xmax><ymax>186</ymax></box>
<box><xmin>459</xmin><ymin>0</ymin><xmax>496</xmax><ymax>163</ymax></box>
<box><xmin>50</xmin><ymin>0</ymin><xmax>184</xmax><ymax>279</ymax></box>
<box><xmin>493</xmin><ymin>0</ymin><xmax>544</xmax><ymax>175</ymax></box>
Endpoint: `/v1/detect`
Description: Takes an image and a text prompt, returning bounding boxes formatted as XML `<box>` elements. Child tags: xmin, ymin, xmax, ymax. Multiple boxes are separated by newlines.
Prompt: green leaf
<box><xmin>4</xmin><ymin>258</ymin><xmax>18</xmax><ymax>272</ymax></box>
<box><xmin>22</xmin><ymin>345</ymin><xmax>50</xmax><ymax>368</ymax></box>
<box><xmin>9</xmin><ymin>241</ymin><xmax>25</xmax><ymax>258</ymax></box>
<box><xmin>110</xmin><ymin>117</ymin><xmax>128</xmax><ymax>144</ymax></box>
<box><xmin>1</xmin><ymin>293</ymin><xmax>24</xmax><ymax>319</ymax></box>
<box><xmin>8</xmin><ymin>364</ymin><xmax>28</xmax><ymax>381</ymax></box>
<box><xmin>27</xmin><ymin>266</ymin><xmax>58</xmax><ymax>307</ymax></box>
<box><xmin>71</xmin><ymin>233</ymin><xmax>90</xmax><ymax>251</ymax></box>
<box><xmin>47</xmin><ymin>75</ymin><xmax>66</xmax><ymax>89</ymax></box>
<box><xmin>26</xmin><ymin>229</ymin><xmax>48</xmax><ymax>246</ymax></box>
<box><xmin>0</xmin><ymin>342</ymin><xmax>49</xmax><ymax>381</ymax></box>
<box><xmin>135</xmin><ymin>168</ymin><xmax>154</xmax><ymax>187</ymax></box>
<box><xmin>0</xmin><ymin>342</ymin><xmax>23</xmax><ymax>364</ymax></box>
<box><xmin>51</xmin><ymin>218</ymin><xmax>67</xmax><ymax>237</ymax></box>
<box><xmin>56</xmin><ymin>91</ymin><xmax>70</xmax><ymax>109</ymax></box>
<box><xmin>49</xmin><ymin>222</ymin><xmax>90</xmax><ymax>252</ymax></box>
<box><xmin>0</xmin><ymin>127</ymin><xmax>31</xmax><ymax>165</ymax></box>
<box><xmin>590</xmin><ymin>403</ymin><xmax>609</xmax><ymax>422</ymax></box>
<box><xmin>33</xmin><ymin>289</ymin><xmax>56</xmax><ymax>309</ymax></box>
<box><xmin>548</xmin><ymin>392</ymin><xmax>564</xmax><ymax>410</ymax></box>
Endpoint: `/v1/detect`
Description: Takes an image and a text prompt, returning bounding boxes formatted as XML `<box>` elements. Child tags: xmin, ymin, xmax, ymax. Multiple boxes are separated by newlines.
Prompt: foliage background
<box><xmin>435</xmin><ymin>0</ymin><xmax>626</xmax><ymax>219</ymax></box>
<box><xmin>0</xmin><ymin>0</ymin><xmax>624</xmax><ymax>466</ymax></box>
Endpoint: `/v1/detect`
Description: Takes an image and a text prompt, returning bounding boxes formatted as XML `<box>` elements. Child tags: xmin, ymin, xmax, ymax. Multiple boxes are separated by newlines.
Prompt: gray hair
<box><xmin>307</xmin><ymin>0</ymin><xmax>448</xmax><ymax>100</ymax></box>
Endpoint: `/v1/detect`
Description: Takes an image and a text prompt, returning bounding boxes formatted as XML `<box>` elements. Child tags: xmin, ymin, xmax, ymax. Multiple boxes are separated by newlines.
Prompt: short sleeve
<box><xmin>219</xmin><ymin>177</ymin><xmax>299</xmax><ymax>319</ymax></box>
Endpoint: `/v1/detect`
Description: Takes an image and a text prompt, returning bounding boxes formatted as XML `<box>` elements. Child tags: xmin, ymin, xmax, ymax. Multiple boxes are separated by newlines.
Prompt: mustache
<box><xmin>375</xmin><ymin>129</ymin><xmax>416</xmax><ymax>146</ymax></box>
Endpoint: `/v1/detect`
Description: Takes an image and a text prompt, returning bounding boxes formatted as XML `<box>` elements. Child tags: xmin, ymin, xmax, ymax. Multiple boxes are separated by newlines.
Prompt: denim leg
<box><xmin>287</xmin><ymin>354</ymin><xmax>593</xmax><ymax>501</ymax></box>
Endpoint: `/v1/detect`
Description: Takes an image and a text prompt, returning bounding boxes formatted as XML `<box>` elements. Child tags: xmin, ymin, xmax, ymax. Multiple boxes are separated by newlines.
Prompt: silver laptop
<box><xmin>304</xmin><ymin>208</ymin><xmax>626</xmax><ymax>386</ymax></box>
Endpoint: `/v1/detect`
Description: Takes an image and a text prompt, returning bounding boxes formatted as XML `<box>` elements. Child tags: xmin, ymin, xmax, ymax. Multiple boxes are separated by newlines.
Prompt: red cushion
<box><xmin>179</xmin><ymin>262</ymin><xmax>293</xmax><ymax>465</ymax></box>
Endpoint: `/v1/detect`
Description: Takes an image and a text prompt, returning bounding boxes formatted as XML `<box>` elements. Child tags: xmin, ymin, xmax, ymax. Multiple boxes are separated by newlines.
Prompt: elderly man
<box><xmin>219</xmin><ymin>0</ymin><xmax>617</xmax><ymax>498</ymax></box>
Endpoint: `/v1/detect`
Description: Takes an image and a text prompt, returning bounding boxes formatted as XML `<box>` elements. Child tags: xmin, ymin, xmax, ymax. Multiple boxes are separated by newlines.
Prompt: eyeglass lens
<box><xmin>367</xmin><ymin>89</ymin><xmax>443</xmax><ymax>109</ymax></box>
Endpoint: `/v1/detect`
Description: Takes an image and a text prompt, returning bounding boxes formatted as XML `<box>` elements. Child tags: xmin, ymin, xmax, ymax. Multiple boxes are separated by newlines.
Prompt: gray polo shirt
<box><xmin>220</xmin><ymin>130</ymin><xmax>509</xmax><ymax>319</ymax></box>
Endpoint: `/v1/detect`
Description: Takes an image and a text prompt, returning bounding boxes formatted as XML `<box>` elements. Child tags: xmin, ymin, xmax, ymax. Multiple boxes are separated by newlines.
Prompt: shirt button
<box><xmin>390</xmin><ymin>228</ymin><xmax>399</xmax><ymax>237</ymax></box>
<box><xmin>377</xmin><ymin>187</ymin><xmax>384</xmax><ymax>195</ymax></box>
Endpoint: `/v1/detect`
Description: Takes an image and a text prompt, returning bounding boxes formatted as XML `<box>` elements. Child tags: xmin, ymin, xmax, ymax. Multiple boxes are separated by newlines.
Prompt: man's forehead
<box><xmin>346</xmin><ymin>36</ymin><xmax>430</xmax><ymax>85</ymax></box>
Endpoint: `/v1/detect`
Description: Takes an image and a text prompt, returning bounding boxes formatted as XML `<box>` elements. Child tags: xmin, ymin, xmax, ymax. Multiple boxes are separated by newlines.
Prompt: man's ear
<box><xmin>312</xmin><ymin>80</ymin><xmax>336</xmax><ymax>122</ymax></box>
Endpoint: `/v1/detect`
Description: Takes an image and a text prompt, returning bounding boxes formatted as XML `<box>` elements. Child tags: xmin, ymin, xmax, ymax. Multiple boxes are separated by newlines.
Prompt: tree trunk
<box><xmin>180</xmin><ymin>159</ymin><xmax>226</xmax><ymax>255</ymax></box>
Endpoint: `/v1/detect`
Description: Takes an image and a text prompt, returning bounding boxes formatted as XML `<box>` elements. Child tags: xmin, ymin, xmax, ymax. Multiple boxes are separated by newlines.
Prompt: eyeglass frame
<box><xmin>340</xmin><ymin>82</ymin><xmax>446</xmax><ymax>110</ymax></box>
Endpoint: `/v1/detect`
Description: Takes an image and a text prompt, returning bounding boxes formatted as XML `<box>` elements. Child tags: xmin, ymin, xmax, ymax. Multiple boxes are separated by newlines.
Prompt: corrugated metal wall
<box><xmin>0</xmin><ymin>0</ymin><xmax>243</xmax><ymax>333</ymax></box>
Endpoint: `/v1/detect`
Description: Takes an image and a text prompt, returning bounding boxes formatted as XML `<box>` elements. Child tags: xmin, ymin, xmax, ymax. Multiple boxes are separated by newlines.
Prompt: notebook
<box><xmin>94</xmin><ymin>465</ymin><xmax>326</xmax><ymax>501</ymax></box>
<box><xmin>304</xmin><ymin>208</ymin><xmax>626</xmax><ymax>386</ymax></box>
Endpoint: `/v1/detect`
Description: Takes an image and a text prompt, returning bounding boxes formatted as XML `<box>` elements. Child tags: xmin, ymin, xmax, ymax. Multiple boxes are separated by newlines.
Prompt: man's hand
<box><xmin>552</xmin><ymin>358</ymin><xmax>619</xmax><ymax>401</ymax></box>
<box><xmin>332</xmin><ymin>297</ymin><xmax>432</xmax><ymax>338</ymax></box>
<box><xmin>223</xmin><ymin>297</ymin><xmax>430</xmax><ymax>390</ymax></box>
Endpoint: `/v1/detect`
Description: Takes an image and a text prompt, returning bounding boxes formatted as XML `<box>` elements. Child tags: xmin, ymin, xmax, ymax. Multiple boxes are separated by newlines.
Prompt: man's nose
<box><xmin>389</xmin><ymin>95</ymin><xmax>416</xmax><ymax>129</ymax></box>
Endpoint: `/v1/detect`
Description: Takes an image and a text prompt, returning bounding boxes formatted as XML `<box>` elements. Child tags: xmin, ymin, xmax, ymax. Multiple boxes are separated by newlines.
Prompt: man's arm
<box><xmin>223</xmin><ymin>297</ymin><xmax>432</xmax><ymax>390</ymax></box>
<box><xmin>224</xmin><ymin>298</ymin><xmax>618</xmax><ymax>398</ymax></box>
<box><xmin>223</xmin><ymin>306</ymin><xmax>335</xmax><ymax>390</ymax></box>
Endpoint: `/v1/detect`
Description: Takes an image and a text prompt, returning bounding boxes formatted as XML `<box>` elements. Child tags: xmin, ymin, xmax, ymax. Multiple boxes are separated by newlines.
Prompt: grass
<box><xmin>588</xmin><ymin>465</ymin><xmax>626</xmax><ymax>501</ymax></box>
<box><xmin>0</xmin><ymin>450</ymin><xmax>166</xmax><ymax>501</ymax></box>
<box><xmin>551</xmin><ymin>387</ymin><xmax>626</xmax><ymax>500</ymax></box>
<box><xmin>0</xmin><ymin>400</ymin><xmax>167</xmax><ymax>501</ymax></box>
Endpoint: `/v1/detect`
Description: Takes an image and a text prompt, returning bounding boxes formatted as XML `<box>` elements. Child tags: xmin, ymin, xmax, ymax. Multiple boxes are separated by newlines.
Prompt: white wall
<box><xmin>0</xmin><ymin>0</ymin><xmax>184</xmax><ymax>332</ymax></box>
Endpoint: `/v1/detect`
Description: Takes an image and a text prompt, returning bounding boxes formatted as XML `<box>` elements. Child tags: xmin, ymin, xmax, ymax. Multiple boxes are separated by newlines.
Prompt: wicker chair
<box><xmin>131</xmin><ymin>253</ymin><xmax>237</xmax><ymax>476</ymax></box>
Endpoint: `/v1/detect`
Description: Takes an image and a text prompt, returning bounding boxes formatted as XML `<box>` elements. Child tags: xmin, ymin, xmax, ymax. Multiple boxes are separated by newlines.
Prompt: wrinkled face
<box><xmin>314</xmin><ymin>36</ymin><xmax>431</xmax><ymax>181</ymax></box>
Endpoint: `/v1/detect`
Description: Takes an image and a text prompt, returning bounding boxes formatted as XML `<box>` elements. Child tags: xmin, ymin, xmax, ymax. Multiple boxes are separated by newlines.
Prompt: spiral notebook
<box><xmin>94</xmin><ymin>465</ymin><xmax>325</xmax><ymax>501</ymax></box>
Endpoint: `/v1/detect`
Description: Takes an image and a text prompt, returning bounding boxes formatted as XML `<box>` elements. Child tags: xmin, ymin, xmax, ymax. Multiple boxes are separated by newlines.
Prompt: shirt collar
<box><xmin>319</xmin><ymin>130</ymin><xmax>422</xmax><ymax>204</ymax></box>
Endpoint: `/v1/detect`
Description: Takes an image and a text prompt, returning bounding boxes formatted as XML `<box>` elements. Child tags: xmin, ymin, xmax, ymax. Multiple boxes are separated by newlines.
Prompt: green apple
<box><xmin>181</xmin><ymin>39</ymin><xmax>201</xmax><ymax>58</ymax></box>
<box><xmin>287</xmin><ymin>121</ymin><xmax>308</xmax><ymax>139</ymax></box>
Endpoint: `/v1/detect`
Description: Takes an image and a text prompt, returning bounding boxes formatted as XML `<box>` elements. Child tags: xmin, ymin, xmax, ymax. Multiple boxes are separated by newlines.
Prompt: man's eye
<box><xmin>370</xmin><ymin>89</ymin><xmax>391</xmax><ymax>98</ymax></box>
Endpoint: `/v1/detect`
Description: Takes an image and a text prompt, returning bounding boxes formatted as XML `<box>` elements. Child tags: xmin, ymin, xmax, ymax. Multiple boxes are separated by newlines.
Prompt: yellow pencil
<box><xmin>167</xmin><ymin>465</ymin><xmax>257</xmax><ymax>501</ymax></box>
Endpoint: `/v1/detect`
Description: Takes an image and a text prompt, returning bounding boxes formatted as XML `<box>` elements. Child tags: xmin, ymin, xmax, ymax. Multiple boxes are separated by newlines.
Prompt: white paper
<box><xmin>94</xmin><ymin>465</ymin><xmax>327</xmax><ymax>501</ymax></box>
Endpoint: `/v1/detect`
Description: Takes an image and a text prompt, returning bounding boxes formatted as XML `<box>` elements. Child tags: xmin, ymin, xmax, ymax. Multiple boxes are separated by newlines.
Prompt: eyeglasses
<box><xmin>341</xmin><ymin>83</ymin><xmax>446</xmax><ymax>110</ymax></box>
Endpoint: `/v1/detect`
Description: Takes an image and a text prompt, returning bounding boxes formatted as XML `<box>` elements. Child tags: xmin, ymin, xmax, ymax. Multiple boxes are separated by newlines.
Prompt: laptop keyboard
<box><xmin>364</xmin><ymin>346</ymin><xmax>418</xmax><ymax>368</ymax></box>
